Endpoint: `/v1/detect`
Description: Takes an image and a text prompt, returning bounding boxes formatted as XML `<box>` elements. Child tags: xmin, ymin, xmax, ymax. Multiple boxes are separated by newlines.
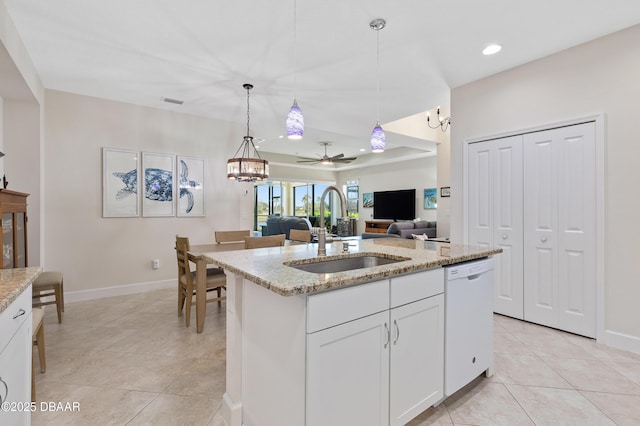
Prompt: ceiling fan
<box><xmin>296</xmin><ymin>142</ymin><xmax>358</xmax><ymax>165</ymax></box>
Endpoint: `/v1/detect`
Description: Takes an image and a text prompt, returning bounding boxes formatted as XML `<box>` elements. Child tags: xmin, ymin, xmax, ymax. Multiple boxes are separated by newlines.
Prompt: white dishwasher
<box><xmin>444</xmin><ymin>257</ymin><xmax>494</xmax><ymax>397</ymax></box>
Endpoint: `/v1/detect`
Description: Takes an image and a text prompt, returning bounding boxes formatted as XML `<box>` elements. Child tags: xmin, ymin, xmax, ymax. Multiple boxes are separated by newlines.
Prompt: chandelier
<box><xmin>227</xmin><ymin>84</ymin><xmax>269</xmax><ymax>182</ymax></box>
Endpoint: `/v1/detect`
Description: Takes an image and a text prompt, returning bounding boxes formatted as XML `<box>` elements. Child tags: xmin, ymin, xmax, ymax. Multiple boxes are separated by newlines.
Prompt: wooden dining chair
<box><xmin>176</xmin><ymin>235</ymin><xmax>227</xmax><ymax>327</ymax></box>
<box><xmin>289</xmin><ymin>229</ymin><xmax>312</xmax><ymax>243</ymax></box>
<box><xmin>215</xmin><ymin>229</ymin><xmax>251</xmax><ymax>244</ymax></box>
<box><xmin>244</xmin><ymin>234</ymin><xmax>286</xmax><ymax>249</ymax></box>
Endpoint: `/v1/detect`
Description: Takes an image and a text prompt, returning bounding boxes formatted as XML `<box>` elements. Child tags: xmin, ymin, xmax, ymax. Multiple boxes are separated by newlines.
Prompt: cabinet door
<box><xmin>0</xmin><ymin>313</ymin><xmax>32</xmax><ymax>426</ymax></box>
<box><xmin>306</xmin><ymin>311</ymin><xmax>389</xmax><ymax>426</ymax></box>
<box><xmin>389</xmin><ymin>294</ymin><xmax>444</xmax><ymax>426</ymax></box>
<box><xmin>524</xmin><ymin>123</ymin><xmax>596</xmax><ymax>337</ymax></box>
<box><xmin>468</xmin><ymin>136</ymin><xmax>523</xmax><ymax>319</ymax></box>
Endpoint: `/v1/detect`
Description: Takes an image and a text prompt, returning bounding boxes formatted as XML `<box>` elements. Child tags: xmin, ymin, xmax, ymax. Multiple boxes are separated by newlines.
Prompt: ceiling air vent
<box><xmin>161</xmin><ymin>97</ymin><xmax>184</xmax><ymax>105</ymax></box>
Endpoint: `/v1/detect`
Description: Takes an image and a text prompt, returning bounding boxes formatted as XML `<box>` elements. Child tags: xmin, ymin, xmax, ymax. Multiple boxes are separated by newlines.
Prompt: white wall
<box><xmin>44</xmin><ymin>90</ymin><xmax>253</xmax><ymax>293</ymax></box>
<box><xmin>450</xmin><ymin>25</ymin><xmax>640</xmax><ymax>345</ymax></box>
<box><xmin>337</xmin><ymin>156</ymin><xmax>438</xmax><ymax>235</ymax></box>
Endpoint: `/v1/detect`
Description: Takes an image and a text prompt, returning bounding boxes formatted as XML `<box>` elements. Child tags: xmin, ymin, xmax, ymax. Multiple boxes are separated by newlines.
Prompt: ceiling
<box><xmin>5</xmin><ymin>0</ymin><xmax>640</xmax><ymax>169</ymax></box>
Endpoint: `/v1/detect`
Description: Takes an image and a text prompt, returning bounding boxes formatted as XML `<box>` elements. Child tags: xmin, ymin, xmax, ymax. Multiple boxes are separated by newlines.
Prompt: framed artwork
<box><xmin>142</xmin><ymin>152</ymin><xmax>176</xmax><ymax>217</ymax></box>
<box><xmin>362</xmin><ymin>192</ymin><xmax>373</xmax><ymax>208</ymax></box>
<box><xmin>424</xmin><ymin>188</ymin><xmax>437</xmax><ymax>209</ymax></box>
<box><xmin>102</xmin><ymin>148</ymin><xmax>140</xmax><ymax>217</ymax></box>
<box><xmin>177</xmin><ymin>156</ymin><xmax>205</xmax><ymax>217</ymax></box>
<box><xmin>441</xmin><ymin>186</ymin><xmax>451</xmax><ymax>197</ymax></box>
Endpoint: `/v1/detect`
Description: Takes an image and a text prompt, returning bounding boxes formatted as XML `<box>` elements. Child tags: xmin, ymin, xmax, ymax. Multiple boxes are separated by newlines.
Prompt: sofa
<box><xmin>361</xmin><ymin>220</ymin><xmax>437</xmax><ymax>239</ymax></box>
<box><xmin>265</xmin><ymin>215</ymin><xmax>313</xmax><ymax>239</ymax></box>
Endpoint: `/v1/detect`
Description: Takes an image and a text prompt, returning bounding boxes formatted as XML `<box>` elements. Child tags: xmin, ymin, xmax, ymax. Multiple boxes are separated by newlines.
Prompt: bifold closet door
<box><xmin>523</xmin><ymin>122</ymin><xmax>596</xmax><ymax>337</ymax></box>
<box><xmin>468</xmin><ymin>136</ymin><xmax>523</xmax><ymax>319</ymax></box>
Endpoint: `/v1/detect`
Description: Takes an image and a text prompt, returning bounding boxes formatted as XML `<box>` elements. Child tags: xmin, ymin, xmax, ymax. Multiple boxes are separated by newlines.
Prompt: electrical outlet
<box><xmin>152</xmin><ymin>259</ymin><xmax>160</xmax><ymax>269</ymax></box>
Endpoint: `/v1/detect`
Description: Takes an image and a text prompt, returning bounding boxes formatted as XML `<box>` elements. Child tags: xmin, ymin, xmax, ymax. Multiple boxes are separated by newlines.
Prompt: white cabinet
<box><xmin>306</xmin><ymin>269</ymin><xmax>444</xmax><ymax>426</ymax></box>
<box><xmin>389</xmin><ymin>294</ymin><xmax>444</xmax><ymax>425</ymax></box>
<box><xmin>307</xmin><ymin>310</ymin><xmax>390</xmax><ymax>426</ymax></box>
<box><xmin>0</xmin><ymin>286</ymin><xmax>32</xmax><ymax>426</ymax></box>
<box><xmin>467</xmin><ymin>121</ymin><xmax>597</xmax><ymax>337</ymax></box>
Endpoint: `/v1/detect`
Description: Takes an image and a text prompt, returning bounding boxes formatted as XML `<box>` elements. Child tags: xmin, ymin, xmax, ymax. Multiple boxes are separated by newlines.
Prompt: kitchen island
<box><xmin>199</xmin><ymin>238</ymin><xmax>501</xmax><ymax>426</ymax></box>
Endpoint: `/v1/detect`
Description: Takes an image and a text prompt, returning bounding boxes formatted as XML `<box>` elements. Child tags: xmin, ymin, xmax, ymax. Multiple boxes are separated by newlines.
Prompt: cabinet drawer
<box><xmin>307</xmin><ymin>280</ymin><xmax>389</xmax><ymax>333</ymax></box>
<box><xmin>390</xmin><ymin>268</ymin><xmax>443</xmax><ymax>308</ymax></box>
<box><xmin>0</xmin><ymin>285</ymin><xmax>32</xmax><ymax>353</ymax></box>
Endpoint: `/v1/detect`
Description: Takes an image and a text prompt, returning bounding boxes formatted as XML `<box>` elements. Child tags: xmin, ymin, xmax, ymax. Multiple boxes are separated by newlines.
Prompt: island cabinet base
<box><xmin>223</xmin><ymin>268</ymin><xmax>445</xmax><ymax>426</ymax></box>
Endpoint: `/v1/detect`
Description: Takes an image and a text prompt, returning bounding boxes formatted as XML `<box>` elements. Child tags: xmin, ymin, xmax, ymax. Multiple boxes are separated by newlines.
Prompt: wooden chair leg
<box><xmin>36</xmin><ymin>325</ymin><xmax>46</xmax><ymax>373</ymax></box>
<box><xmin>178</xmin><ymin>287</ymin><xmax>186</xmax><ymax>316</ymax></box>
<box><xmin>55</xmin><ymin>285</ymin><xmax>63</xmax><ymax>324</ymax></box>
<box><xmin>31</xmin><ymin>349</ymin><xmax>35</xmax><ymax>402</ymax></box>
<box><xmin>60</xmin><ymin>278</ymin><xmax>65</xmax><ymax>312</ymax></box>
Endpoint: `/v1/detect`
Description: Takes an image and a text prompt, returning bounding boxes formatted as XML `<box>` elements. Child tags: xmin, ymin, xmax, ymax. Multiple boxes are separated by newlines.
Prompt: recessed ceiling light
<box><xmin>360</xmin><ymin>148</ymin><xmax>366</xmax><ymax>152</ymax></box>
<box><xmin>482</xmin><ymin>44</ymin><xmax>502</xmax><ymax>55</ymax></box>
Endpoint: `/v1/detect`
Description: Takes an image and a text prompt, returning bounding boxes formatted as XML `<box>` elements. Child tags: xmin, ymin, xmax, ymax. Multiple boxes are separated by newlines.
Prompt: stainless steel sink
<box><xmin>284</xmin><ymin>254</ymin><xmax>409</xmax><ymax>274</ymax></box>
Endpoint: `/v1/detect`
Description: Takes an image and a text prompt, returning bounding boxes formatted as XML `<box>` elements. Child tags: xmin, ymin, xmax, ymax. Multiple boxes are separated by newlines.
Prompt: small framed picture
<box><xmin>142</xmin><ymin>152</ymin><xmax>176</xmax><ymax>217</ymax></box>
<box><xmin>424</xmin><ymin>188</ymin><xmax>437</xmax><ymax>209</ymax></box>
<box><xmin>177</xmin><ymin>156</ymin><xmax>205</xmax><ymax>217</ymax></box>
<box><xmin>362</xmin><ymin>193</ymin><xmax>373</xmax><ymax>208</ymax></box>
<box><xmin>441</xmin><ymin>186</ymin><xmax>451</xmax><ymax>197</ymax></box>
<box><xmin>102</xmin><ymin>148</ymin><xmax>140</xmax><ymax>218</ymax></box>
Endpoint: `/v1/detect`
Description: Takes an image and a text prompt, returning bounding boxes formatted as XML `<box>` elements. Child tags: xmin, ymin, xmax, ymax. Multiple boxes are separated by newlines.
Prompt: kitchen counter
<box><xmin>202</xmin><ymin>237</ymin><xmax>501</xmax><ymax>296</ymax></box>
<box><xmin>0</xmin><ymin>267</ymin><xmax>42</xmax><ymax>314</ymax></box>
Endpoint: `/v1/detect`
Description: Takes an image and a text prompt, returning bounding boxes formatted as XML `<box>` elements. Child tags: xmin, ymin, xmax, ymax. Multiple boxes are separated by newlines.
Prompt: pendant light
<box><xmin>286</xmin><ymin>0</ymin><xmax>304</xmax><ymax>139</ymax></box>
<box><xmin>227</xmin><ymin>84</ymin><xmax>270</xmax><ymax>182</ymax></box>
<box><xmin>370</xmin><ymin>18</ymin><xmax>386</xmax><ymax>153</ymax></box>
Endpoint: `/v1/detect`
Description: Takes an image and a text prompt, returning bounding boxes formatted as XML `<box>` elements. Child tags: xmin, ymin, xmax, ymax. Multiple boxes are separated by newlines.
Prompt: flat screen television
<box><xmin>373</xmin><ymin>189</ymin><xmax>416</xmax><ymax>221</ymax></box>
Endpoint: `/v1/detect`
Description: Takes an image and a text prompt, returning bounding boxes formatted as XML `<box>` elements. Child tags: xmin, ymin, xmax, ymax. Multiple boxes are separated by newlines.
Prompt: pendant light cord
<box><xmin>293</xmin><ymin>0</ymin><xmax>298</xmax><ymax>100</ymax></box>
<box><xmin>376</xmin><ymin>27</ymin><xmax>380</xmax><ymax>123</ymax></box>
<box><xmin>246</xmin><ymin>85</ymin><xmax>251</xmax><ymax>136</ymax></box>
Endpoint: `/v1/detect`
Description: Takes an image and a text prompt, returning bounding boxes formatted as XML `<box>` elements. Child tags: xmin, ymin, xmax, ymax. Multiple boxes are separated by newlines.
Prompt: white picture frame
<box><xmin>142</xmin><ymin>152</ymin><xmax>176</xmax><ymax>217</ymax></box>
<box><xmin>102</xmin><ymin>148</ymin><xmax>140</xmax><ymax>217</ymax></box>
<box><xmin>176</xmin><ymin>156</ymin><xmax>205</xmax><ymax>217</ymax></box>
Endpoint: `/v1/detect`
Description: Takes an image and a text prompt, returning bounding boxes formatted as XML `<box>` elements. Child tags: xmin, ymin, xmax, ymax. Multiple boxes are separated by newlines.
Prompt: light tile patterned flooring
<box><xmin>33</xmin><ymin>288</ymin><xmax>640</xmax><ymax>425</ymax></box>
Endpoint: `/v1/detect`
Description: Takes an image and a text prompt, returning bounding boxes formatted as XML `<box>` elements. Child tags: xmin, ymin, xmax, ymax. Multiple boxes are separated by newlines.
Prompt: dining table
<box><xmin>188</xmin><ymin>240</ymin><xmax>303</xmax><ymax>333</ymax></box>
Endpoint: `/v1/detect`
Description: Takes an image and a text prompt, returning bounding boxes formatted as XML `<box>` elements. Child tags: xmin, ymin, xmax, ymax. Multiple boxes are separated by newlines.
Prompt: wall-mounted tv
<box><xmin>373</xmin><ymin>189</ymin><xmax>416</xmax><ymax>221</ymax></box>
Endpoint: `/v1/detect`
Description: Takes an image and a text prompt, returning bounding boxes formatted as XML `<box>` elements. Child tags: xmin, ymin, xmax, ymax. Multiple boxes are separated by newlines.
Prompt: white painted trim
<box><xmin>63</xmin><ymin>279</ymin><xmax>176</xmax><ymax>304</ymax></box>
<box><xmin>604</xmin><ymin>330</ymin><xmax>640</xmax><ymax>356</ymax></box>
<box><xmin>462</xmin><ymin>113</ymin><xmax>605</xmax><ymax>342</ymax></box>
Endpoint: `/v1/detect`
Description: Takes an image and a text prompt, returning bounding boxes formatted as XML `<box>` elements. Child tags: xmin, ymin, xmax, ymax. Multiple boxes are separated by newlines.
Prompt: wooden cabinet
<box><xmin>365</xmin><ymin>220</ymin><xmax>394</xmax><ymax>233</ymax></box>
<box><xmin>0</xmin><ymin>190</ymin><xmax>29</xmax><ymax>269</ymax></box>
<box><xmin>0</xmin><ymin>286</ymin><xmax>32</xmax><ymax>426</ymax></box>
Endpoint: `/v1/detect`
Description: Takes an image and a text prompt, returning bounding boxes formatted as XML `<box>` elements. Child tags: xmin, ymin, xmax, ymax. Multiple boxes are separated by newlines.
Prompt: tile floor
<box><xmin>32</xmin><ymin>288</ymin><xmax>640</xmax><ymax>425</ymax></box>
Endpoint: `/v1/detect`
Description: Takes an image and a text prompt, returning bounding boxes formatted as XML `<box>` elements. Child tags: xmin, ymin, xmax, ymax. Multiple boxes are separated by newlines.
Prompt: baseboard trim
<box><xmin>63</xmin><ymin>279</ymin><xmax>176</xmax><ymax>304</ymax></box>
<box><xmin>604</xmin><ymin>329</ymin><xmax>640</xmax><ymax>355</ymax></box>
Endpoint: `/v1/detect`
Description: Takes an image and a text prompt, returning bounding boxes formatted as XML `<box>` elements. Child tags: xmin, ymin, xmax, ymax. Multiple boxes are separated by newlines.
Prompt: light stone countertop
<box><xmin>200</xmin><ymin>238</ymin><xmax>502</xmax><ymax>296</ymax></box>
<box><xmin>0</xmin><ymin>267</ymin><xmax>42</xmax><ymax>314</ymax></box>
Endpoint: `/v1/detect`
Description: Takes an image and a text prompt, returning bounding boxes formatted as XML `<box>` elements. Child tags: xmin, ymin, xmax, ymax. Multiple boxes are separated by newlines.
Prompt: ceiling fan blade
<box><xmin>296</xmin><ymin>159</ymin><xmax>321</xmax><ymax>163</ymax></box>
<box><xmin>331</xmin><ymin>153</ymin><xmax>345</xmax><ymax>160</ymax></box>
<box><xmin>296</xmin><ymin>156</ymin><xmax>320</xmax><ymax>161</ymax></box>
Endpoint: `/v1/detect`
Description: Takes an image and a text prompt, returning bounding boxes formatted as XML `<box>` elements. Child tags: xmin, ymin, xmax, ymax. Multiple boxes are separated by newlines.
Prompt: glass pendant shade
<box><xmin>286</xmin><ymin>99</ymin><xmax>304</xmax><ymax>139</ymax></box>
<box><xmin>370</xmin><ymin>122</ymin><xmax>386</xmax><ymax>153</ymax></box>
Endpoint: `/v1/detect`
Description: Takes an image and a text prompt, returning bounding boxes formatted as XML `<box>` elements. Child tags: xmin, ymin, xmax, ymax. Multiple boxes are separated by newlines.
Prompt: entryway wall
<box><xmin>464</xmin><ymin>119</ymin><xmax>603</xmax><ymax>339</ymax></box>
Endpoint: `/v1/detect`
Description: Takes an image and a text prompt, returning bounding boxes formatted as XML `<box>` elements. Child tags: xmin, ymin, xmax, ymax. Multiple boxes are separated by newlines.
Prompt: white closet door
<box><xmin>524</xmin><ymin>123</ymin><xmax>596</xmax><ymax>337</ymax></box>
<box><xmin>468</xmin><ymin>136</ymin><xmax>523</xmax><ymax>319</ymax></box>
<box><xmin>557</xmin><ymin>123</ymin><xmax>596</xmax><ymax>337</ymax></box>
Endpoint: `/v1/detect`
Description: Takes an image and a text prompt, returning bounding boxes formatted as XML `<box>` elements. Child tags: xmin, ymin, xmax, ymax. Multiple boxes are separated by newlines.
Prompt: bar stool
<box><xmin>32</xmin><ymin>271</ymin><xmax>64</xmax><ymax>323</ymax></box>
<box><xmin>32</xmin><ymin>307</ymin><xmax>46</xmax><ymax>402</ymax></box>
